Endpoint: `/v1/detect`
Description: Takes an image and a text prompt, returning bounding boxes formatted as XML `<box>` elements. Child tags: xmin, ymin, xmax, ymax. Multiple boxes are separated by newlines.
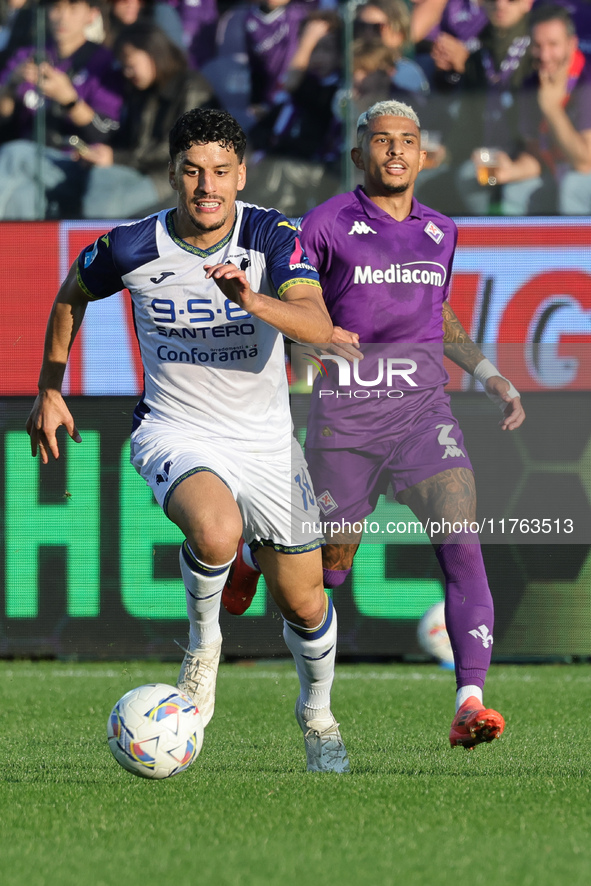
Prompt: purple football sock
<box><xmin>435</xmin><ymin>536</ymin><xmax>494</xmax><ymax>691</ymax></box>
<box><xmin>322</xmin><ymin>567</ymin><xmax>351</xmax><ymax>588</ymax></box>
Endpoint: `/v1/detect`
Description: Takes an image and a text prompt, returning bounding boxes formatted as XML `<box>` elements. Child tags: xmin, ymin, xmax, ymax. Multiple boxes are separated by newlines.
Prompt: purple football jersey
<box><xmin>245</xmin><ymin>2</ymin><xmax>312</xmax><ymax>104</ymax></box>
<box><xmin>169</xmin><ymin>0</ymin><xmax>219</xmax><ymax>68</ymax></box>
<box><xmin>1</xmin><ymin>42</ymin><xmax>122</xmax><ymax>143</ymax></box>
<box><xmin>428</xmin><ymin>0</ymin><xmax>487</xmax><ymax>47</ymax></box>
<box><xmin>300</xmin><ymin>186</ymin><xmax>458</xmax><ymax>447</ymax></box>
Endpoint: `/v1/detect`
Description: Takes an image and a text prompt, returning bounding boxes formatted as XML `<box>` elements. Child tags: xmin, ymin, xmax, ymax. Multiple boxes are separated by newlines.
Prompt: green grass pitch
<box><xmin>1</xmin><ymin>661</ymin><xmax>589</xmax><ymax>886</ymax></box>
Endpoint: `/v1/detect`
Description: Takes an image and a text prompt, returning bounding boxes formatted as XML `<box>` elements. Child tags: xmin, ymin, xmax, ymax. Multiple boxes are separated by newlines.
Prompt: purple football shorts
<box><xmin>305</xmin><ymin>400</ymin><xmax>473</xmax><ymax>523</ymax></box>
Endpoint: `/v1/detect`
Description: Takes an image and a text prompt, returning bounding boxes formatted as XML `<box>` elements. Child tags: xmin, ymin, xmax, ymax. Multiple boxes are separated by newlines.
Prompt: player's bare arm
<box><xmin>442</xmin><ymin>299</ymin><xmax>486</xmax><ymax>372</ymax></box>
<box><xmin>26</xmin><ymin>261</ymin><xmax>89</xmax><ymax>462</ymax></box>
<box><xmin>205</xmin><ymin>261</ymin><xmax>333</xmax><ymax>343</ymax></box>
<box><xmin>442</xmin><ymin>300</ymin><xmax>525</xmax><ymax>431</ymax></box>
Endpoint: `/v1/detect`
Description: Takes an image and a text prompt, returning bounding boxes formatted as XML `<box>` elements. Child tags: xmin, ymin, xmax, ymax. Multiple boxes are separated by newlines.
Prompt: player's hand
<box><xmin>26</xmin><ymin>390</ymin><xmax>82</xmax><ymax>463</ymax></box>
<box><xmin>484</xmin><ymin>376</ymin><xmax>525</xmax><ymax>430</ymax></box>
<box><xmin>327</xmin><ymin>326</ymin><xmax>362</xmax><ymax>362</ymax></box>
<box><xmin>204</xmin><ymin>262</ymin><xmax>257</xmax><ymax>312</ymax></box>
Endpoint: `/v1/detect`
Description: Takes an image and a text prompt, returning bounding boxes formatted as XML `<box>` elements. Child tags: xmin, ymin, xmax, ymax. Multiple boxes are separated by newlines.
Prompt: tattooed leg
<box><xmin>397</xmin><ymin>467</ymin><xmax>477</xmax><ymax>544</ymax></box>
<box><xmin>321</xmin><ymin>532</ymin><xmax>362</xmax><ymax>588</ymax></box>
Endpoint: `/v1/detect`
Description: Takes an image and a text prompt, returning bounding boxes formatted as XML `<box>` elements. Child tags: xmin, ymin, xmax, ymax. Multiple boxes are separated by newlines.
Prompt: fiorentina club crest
<box><xmin>317</xmin><ymin>490</ymin><xmax>338</xmax><ymax>515</ymax></box>
<box><xmin>425</xmin><ymin>221</ymin><xmax>444</xmax><ymax>244</ymax></box>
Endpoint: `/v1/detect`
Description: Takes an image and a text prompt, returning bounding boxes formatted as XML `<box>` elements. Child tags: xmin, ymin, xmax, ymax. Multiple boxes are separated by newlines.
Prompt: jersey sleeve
<box><xmin>299</xmin><ymin>206</ymin><xmax>332</xmax><ymax>280</ymax></box>
<box><xmin>76</xmin><ymin>229</ymin><xmax>125</xmax><ymax>301</ymax></box>
<box><xmin>261</xmin><ymin>213</ymin><xmax>321</xmax><ymax>299</ymax></box>
<box><xmin>442</xmin><ymin>221</ymin><xmax>458</xmax><ymax>302</ymax></box>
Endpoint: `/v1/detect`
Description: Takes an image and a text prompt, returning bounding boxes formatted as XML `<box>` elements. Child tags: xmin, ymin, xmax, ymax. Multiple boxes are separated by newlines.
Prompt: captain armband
<box><xmin>473</xmin><ymin>358</ymin><xmax>520</xmax><ymax>411</ymax></box>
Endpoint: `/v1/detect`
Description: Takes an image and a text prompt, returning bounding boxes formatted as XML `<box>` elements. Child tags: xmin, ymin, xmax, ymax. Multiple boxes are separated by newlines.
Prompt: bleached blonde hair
<box><xmin>356</xmin><ymin>100</ymin><xmax>420</xmax><ymax>146</ymax></box>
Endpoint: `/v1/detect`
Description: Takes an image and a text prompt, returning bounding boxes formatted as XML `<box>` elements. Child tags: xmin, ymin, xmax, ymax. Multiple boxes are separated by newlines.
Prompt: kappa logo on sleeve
<box><xmin>424</xmin><ymin>221</ymin><xmax>444</xmax><ymax>244</ymax></box>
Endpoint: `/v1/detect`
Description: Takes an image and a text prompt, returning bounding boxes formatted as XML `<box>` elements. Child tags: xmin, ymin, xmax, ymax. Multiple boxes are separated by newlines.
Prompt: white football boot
<box><xmin>176</xmin><ymin>635</ymin><xmax>222</xmax><ymax>726</ymax></box>
<box><xmin>295</xmin><ymin>699</ymin><xmax>350</xmax><ymax>772</ymax></box>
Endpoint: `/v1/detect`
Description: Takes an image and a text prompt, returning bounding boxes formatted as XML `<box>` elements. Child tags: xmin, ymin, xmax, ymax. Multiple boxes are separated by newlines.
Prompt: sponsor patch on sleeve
<box><xmin>83</xmin><ymin>240</ymin><xmax>99</xmax><ymax>267</ymax></box>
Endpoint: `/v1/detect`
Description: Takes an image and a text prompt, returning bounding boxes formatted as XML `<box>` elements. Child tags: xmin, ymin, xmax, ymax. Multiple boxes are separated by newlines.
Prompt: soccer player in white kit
<box><xmin>26</xmin><ymin>108</ymin><xmax>350</xmax><ymax>772</ymax></box>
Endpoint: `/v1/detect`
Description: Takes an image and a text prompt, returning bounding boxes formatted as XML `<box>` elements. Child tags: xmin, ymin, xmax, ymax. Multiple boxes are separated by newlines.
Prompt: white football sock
<box><xmin>283</xmin><ymin>594</ymin><xmax>337</xmax><ymax>717</ymax></box>
<box><xmin>456</xmin><ymin>684</ymin><xmax>484</xmax><ymax>712</ymax></box>
<box><xmin>179</xmin><ymin>541</ymin><xmax>234</xmax><ymax>649</ymax></box>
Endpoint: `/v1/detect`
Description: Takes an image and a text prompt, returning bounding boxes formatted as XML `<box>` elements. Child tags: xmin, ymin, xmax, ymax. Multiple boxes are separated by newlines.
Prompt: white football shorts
<box><xmin>129</xmin><ymin>424</ymin><xmax>322</xmax><ymax>553</ymax></box>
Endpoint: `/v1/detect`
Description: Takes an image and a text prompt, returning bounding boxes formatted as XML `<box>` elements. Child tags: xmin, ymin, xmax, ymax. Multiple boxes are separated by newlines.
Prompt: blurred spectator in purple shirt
<box><xmin>81</xmin><ymin>20</ymin><xmax>218</xmax><ymax>217</ymax></box>
<box><xmin>199</xmin><ymin>2</ymin><xmax>252</xmax><ymax>130</ymax></box>
<box><xmin>106</xmin><ymin>0</ymin><xmax>184</xmax><ymax>51</ymax></box>
<box><xmin>489</xmin><ymin>3</ymin><xmax>591</xmax><ymax>212</ymax></box>
<box><xmin>169</xmin><ymin>0</ymin><xmax>218</xmax><ymax>68</ymax></box>
<box><xmin>0</xmin><ymin>0</ymin><xmax>123</xmax><ymax>217</ymax></box>
<box><xmin>0</xmin><ymin>0</ymin><xmax>36</xmax><ymax>69</ymax></box>
<box><xmin>245</xmin><ymin>0</ymin><xmax>317</xmax><ymax>112</ymax></box>
<box><xmin>534</xmin><ymin>0</ymin><xmax>591</xmax><ymax>55</ymax></box>
<box><xmin>411</xmin><ymin>0</ymin><xmax>488</xmax><ymax>85</ymax></box>
<box><xmin>449</xmin><ymin>0</ymin><xmax>535</xmax><ymax>214</ymax></box>
<box><xmin>355</xmin><ymin>0</ymin><xmax>430</xmax><ymax>94</ymax></box>
<box><xmin>241</xmin><ymin>7</ymin><xmax>341</xmax><ymax>215</ymax></box>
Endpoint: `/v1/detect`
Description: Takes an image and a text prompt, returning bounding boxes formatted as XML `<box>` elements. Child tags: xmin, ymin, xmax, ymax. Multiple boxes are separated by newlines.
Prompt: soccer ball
<box><xmin>107</xmin><ymin>683</ymin><xmax>204</xmax><ymax>779</ymax></box>
<box><xmin>417</xmin><ymin>601</ymin><xmax>454</xmax><ymax>665</ymax></box>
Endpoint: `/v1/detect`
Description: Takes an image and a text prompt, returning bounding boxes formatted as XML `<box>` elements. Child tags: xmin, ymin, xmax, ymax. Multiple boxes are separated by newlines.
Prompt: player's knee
<box><xmin>280</xmin><ymin>589</ymin><xmax>327</xmax><ymax>629</ymax></box>
<box><xmin>185</xmin><ymin>525</ymin><xmax>241</xmax><ymax>567</ymax></box>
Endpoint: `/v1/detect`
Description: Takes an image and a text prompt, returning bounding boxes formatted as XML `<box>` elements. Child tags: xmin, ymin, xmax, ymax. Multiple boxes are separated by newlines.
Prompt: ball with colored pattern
<box><xmin>417</xmin><ymin>601</ymin><xmax>454</xmax><ymax>665</ymax></box>
<box><xmin>107</xmin><ymin>683</ymin><xmax>203</xmax><ymax>779</ymax></box>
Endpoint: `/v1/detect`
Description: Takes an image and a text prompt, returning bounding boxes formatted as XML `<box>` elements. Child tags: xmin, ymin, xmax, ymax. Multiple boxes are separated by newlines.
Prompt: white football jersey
<box><xmin>77</xmin><ymin>203</ymin><xmax>321</xmax><ymax>450</ymax></box>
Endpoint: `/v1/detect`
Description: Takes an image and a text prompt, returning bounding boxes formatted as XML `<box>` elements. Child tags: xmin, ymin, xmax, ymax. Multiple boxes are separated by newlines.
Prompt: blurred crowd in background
<box><xmin>1</xmin><ymin>0</ymin><xmax>591</xmax><ymax>219</ymax></box>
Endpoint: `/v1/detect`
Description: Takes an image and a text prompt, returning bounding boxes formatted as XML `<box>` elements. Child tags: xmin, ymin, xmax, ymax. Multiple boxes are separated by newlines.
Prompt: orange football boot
<box><xmin>449</xmin><ymin>696</ymin><xmax>505</xmax><ymax>750</ymax></box>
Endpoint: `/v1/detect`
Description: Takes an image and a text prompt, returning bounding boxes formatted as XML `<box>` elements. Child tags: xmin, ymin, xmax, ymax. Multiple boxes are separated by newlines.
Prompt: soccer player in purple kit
<box><xmin>224</xmin><ymin>99</ymin><xmax>526</xmax><ymax>750</ymax></box>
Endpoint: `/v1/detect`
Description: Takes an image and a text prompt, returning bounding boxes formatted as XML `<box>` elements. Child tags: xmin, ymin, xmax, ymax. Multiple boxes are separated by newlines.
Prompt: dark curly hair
<box><xmin>169</xmin><ymin>109</ymin><xmax>247</xmax><ymax>163</ymax></box>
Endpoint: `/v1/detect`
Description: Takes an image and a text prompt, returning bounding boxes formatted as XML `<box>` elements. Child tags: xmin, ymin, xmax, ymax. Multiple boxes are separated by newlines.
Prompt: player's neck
<box><xmin>171</xmin><ymin>206</ymin><xmax>236</xmax><ymax>250</ymax></box>
<box><xmin>362</xmin><ymin>186</ymin><xmax>415</xmax><ymax>222</ymax></box>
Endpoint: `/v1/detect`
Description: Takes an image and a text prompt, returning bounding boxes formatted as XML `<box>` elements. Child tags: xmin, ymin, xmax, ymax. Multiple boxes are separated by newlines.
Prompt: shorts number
<box><xmin>295</xmin><ymin>469</ymin><xmax>315</xmax><ymax>511</ymax></box>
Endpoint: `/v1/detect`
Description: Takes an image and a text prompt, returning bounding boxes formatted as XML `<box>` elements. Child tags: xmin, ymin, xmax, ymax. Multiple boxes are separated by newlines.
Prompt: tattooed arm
<box><xmin>442</xmin><ymin>301</ymin><xmax>525</xmax><ymax>430</ymax></box>
<box><xmin>442</xmin><ymin>300</ymin><xmax>486</xmax><ymax>371</ymax></box>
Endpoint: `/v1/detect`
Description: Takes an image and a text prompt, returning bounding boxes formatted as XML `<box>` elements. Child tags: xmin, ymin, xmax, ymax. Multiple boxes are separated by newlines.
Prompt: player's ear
<box><xmin>418</xmin><ymin>149</ymin><xmax>427</xmax><ymax>173</ymax></box>
<box><xmin>237</xmin><ymin>162</ymin><xmax>246</xmax><ymax>192</ymax></box>
<box><xmin>168</xmin><ymin>161</ymin><xmax>178</xmax><ymax>192</ymax></box>
<box><xmin>351</xmin><ymin>147</ymin><xmax>364</xmax><ymax>171</ymax></box>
